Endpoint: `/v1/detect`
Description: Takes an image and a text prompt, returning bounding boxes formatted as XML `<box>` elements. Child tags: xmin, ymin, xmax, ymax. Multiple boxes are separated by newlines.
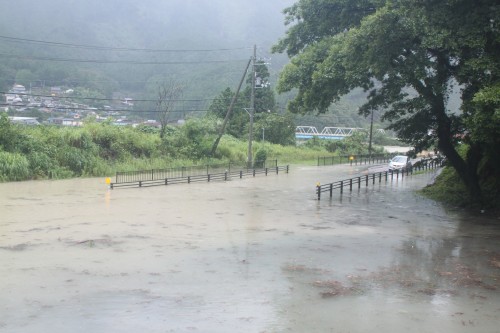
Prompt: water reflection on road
<box><xmin>1</xmin><ymin>164</ymin><xmax>499</xmax><ymax>333</ymax></box>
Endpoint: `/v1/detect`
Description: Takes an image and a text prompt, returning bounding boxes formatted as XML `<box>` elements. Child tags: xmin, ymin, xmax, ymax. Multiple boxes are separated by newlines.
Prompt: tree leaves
<box><xmin>273</xmin><ymin>0</ymin><xmax>500</xmax><ymax>201</ymax></box>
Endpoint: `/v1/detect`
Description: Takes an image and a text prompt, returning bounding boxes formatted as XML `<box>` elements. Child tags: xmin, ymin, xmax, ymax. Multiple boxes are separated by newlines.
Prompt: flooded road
<box><xmin>1</xmin><ymin>164</ymin><xmax>499</xmax><ymax>333</ymax></box>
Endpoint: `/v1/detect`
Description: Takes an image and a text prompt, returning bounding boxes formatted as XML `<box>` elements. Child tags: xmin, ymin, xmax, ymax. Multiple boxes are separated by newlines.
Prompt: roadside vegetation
<box><xmin>420</xmin><ymin>147</ymin><xmax>500</xmax><ymax>212</ymax></box>
<box><xmin>0</xmin><ymin>113</ymin><xmax>342</xmax><ymax>181</ymax></box>
<box><xmin>0</xmin><ymin>110</ymin><xmax>403</xmax><ymax>182</ymax></box>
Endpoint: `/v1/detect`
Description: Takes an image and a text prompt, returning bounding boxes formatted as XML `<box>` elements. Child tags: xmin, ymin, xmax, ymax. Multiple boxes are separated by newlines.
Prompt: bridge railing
<box><xmin>316</xmin><ymin>157</ymin><xmax>445</xmax><ymax>200</ymax></box>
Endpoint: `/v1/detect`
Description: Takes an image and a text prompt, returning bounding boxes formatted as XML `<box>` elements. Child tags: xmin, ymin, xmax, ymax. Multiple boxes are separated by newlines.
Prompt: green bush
<box><xmin>0</xmin><ymin>151</ymin><xmax>30</xmax><ymax>181</ymax></box>
<box><xmin>254</xmin><ymin>149</ymin><xmax>267</xmax><ymax>168</ymax></box>
<box><xmin>27</xmin><ymin>151</ymin><xmax>55</xmax><ymax>178</ymax></box>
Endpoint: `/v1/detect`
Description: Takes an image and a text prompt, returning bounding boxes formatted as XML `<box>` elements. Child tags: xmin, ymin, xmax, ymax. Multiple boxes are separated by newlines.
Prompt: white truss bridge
<box><xmin>295</xmin><ymin>126</ymin><xmax>363</xmax><ymax>140</ymax></box>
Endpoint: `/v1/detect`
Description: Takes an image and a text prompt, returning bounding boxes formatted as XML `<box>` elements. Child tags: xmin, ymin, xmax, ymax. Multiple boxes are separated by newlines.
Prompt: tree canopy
<box><xmin>273</xmin><ymin>0</ymin><xmax>500</xmax><ymax>204</ymax></box>
<box><xmin>207</xmin><ymin>61</ymin><xmax>296</xmax><ymax>147</ymax></box>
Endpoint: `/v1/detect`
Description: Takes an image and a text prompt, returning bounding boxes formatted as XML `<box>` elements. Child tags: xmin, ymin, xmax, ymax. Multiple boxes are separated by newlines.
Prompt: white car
<box><xmin>388</xmin><ymin>155</ymin><xmax>412</xmax><ymax>171</ymax></box>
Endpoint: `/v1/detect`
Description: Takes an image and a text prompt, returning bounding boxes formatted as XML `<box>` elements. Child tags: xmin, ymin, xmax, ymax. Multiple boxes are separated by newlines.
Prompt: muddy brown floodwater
<box><xmin>1</xmin><ymin>164</ymin><xmax>499</xmax><ymax>333</ymax></box>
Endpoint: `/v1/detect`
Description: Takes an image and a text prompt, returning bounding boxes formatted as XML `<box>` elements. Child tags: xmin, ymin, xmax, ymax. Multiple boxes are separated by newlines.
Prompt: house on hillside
<box><xmin>9</xmin><ymin>116</ymin><xmax>39</xmax><ymax>125</ymax></box>
<box><xmin>12</xmin><ymin>84</ymin><xmax>26</xmax><ymax>94</ymax></box>
<box><xmin>5</xmin><ymin>84</ymin><xmax>27</xmax><ymax>104</ymax></box>
<box><xmin>50</xmin><ymin>87</ymin><xmax>62</xmax><ymax>96</ymax></box>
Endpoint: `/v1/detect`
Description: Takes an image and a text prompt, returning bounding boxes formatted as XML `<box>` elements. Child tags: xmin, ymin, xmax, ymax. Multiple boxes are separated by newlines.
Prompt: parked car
<box><xmin>388</xmin><ymin>155</ymin><xmax>412</xmax><ymax>171</ymax></box>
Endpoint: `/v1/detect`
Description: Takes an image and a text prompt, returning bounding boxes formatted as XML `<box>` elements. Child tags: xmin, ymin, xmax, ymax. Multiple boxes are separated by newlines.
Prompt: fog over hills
<box><xmin>0</xmin><ymin>0</ymin><xmax>295</xmax><ymax>98</ymax></box>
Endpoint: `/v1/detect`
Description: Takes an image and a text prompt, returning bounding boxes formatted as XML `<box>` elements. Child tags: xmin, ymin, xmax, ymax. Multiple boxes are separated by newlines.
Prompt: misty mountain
<box><xmin>0</xmin><ymin>0</ymin><xmax>295</xmax><ymax>99</ymax></box>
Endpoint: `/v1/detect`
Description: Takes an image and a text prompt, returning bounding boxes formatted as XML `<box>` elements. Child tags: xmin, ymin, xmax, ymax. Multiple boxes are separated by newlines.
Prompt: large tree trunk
<box><xmin>435</xmin><ymin>104</ymin><xmax>483</xmax><ymax>204</ymax></box>
<box><xmin>424</xmin><ymin>53</ymin><xmax>484</xmax><ymax>205</ymax></box>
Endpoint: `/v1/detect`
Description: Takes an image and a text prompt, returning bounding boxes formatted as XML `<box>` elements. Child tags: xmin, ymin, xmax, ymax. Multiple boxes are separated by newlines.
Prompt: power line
<box><xmin>0</xmin><ymin>91</ymin><xmax>230</xmax><ymax>103</ymax></box>
<box><xmin>0</xmin><ymin>53</ymin><xmax>248</xmax><ymax>65</ymax></box>
<box><xmin>0</xmin><ymin>35</ymin><xmax>251</xmax><ymax>53</ymax></box>
<box><xmin>0</xmin><ymin>103</ymin><xmax>210</xmax><ymax>113</ymax></box>
<box><xmin>0</xmin><ymin>75</ymin><xmax>244</xmax><ymax>85</ymax></box>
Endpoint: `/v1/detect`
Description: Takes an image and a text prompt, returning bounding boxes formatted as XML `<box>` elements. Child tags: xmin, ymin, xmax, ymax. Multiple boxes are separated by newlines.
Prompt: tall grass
<box><xmin>0</xmin><ymin>152</ymin><xmax>30</xmax><ymax>181</ymax></box>
<box><xmin>0</xmin><ymin>119</ymin><xmax>335</xmax><ymax>182</ymax></box>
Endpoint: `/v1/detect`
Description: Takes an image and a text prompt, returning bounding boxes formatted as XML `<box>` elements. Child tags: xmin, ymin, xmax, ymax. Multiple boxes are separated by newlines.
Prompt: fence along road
<box><xmin>110</xmin><ymin>160</ymin><xmax>289</xmax><ymax>189</ymax></box>
<box><xmin>316</xmin><ymin>157</ymin><xmax>445</xmax><ymax>200</ymax></box>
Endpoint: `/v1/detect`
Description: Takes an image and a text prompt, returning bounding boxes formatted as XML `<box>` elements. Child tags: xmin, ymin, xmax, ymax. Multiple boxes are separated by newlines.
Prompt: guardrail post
<box><xmin>317</xmin><ymin>183</ymin><xmax>321</xmax><ymax>200</ymax></box>
<box><xmin>340</xmin><ymin>181</ymin><xmax>343</xmax><ymax>194</ymax></box>
<box><xmin>379</xmin><ymin>172</ymin><xmax>382</xmax><ymax>183</ymax></box>
<box><xmin>276</xmin><ymin>166</ymin><xmax>279</xmax><ymax>174</ymax></box>
<box><xmin>286</xmin><ymin>165</ymin><xmax>289</xmax><ymax>173</ymax></box>
<box><xmin>151</xmin><ymin>169</ymin><xmax>154</xmax><ymax>181</ymax></box>
<box><xmin>208</xmin><ymin>174</ymin><xmax>211</xmax><ymax>182</ymax></box>
<box><xmin>349</xmin><ymin>178</ymin><xmax>353</xmax><ymax>191</ymax></box>
<box><xmin>330</xmin><ymin>183</ymin><xmax>333</xmax><ymax>197</ymax></box>
<box><xmin>358</xmin><ymin>177</ymin><xmax>361</xmax><ymax>189</ymax></box>
<box><xmin>265</xmin><ymin>168</ymin><xmax>268</xmax><ymax>176</ymax></box>
<box><xmin>225</xmin><ymin>172</ymin><xmax>228</xmax><ymax>181</ymax></box>
<box><xmin>165</xmin><ymin>178</ymin><xmax>168</xmax><ymax>185</ymax></box>
<box><xmin>372</xmin><ymin>174</ymin><xmax>375</xmax><ymax>184</ymax></box>
<box><xmin>365</xmin><ymin>175</ymin><xmax>369</xmax><ymax>186</ymax></box>
<box><xmin>240</xmin><ymin>171</ymin><xmax>243</xmax><ymax>179</ymax></box>
<box><xmin>253</xmin><ymin>169</ymin><xmax>256</xmax><ymax>177</ymax></box>
<box><xmin>139</xmin><ymin>181</ymin><xmax>142</xmax><ymax>187</ymax></box>
<box><xmin>188</xmin><ymin>176</ymin><xmax>191</xmax><ymax>183</ymax></box>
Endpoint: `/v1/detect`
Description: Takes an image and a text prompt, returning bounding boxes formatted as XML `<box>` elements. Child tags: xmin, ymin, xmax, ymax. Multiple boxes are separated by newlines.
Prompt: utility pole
<box><xmin>247</xmin><ymin>44</ymin><xmax>256</xmax><ymax>168</ymax></box>
<box><xmin>368</xmin><ymin>108</ymin><xmax>374</xmax><ymax>158</ymax></box>
<box><xmin>210</xmin><ymin>58</ymin><xmax>252</xmax><ymax>156</ymax></box>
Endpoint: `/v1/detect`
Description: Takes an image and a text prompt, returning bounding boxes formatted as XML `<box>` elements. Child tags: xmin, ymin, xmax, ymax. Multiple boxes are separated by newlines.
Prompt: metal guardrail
<box><xmin>110</xmin><ymin>165</ymin><xmax>289</xmax><ymax>189</ymax></box>
<box><xmin>114</xmin><ymin>160</ymin><xmax>278</xmax><ymax>184</ymax></box>
<box><xmin>316</xmin><ymin>157</ymin><xmax>445</xmax><ymax>200</ymax></box>
<box><xmin>317</xmin><ymin>154</ymin><xmax>395</xmax><ymax>166</ymax></box>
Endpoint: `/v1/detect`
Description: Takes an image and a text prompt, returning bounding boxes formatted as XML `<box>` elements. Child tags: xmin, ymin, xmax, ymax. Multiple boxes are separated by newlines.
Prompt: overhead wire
<box><xmin>0</xmin><ymin>35</ymin><xmax>251</xmax><ymax>53</ymax></box>
<box><xmin>0</xmin><ymin>91</ymin><xmax>229</xmax><ymax>103</ymax></box>
<box><xmin>0</xmin><ymin>53</ymin><xmax>248</xmax><ymax>65</ymax></box>
<box><xmin>0</xmin><ymin>103</ymin><xmax>210</xmax><ymax>114</ymax></box>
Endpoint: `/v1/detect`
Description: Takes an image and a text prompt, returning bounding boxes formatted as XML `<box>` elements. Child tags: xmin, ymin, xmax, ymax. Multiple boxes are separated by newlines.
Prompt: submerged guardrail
<box><xmin>316</xmin><ymin>157</ymin><xmax>445</xmax><ymax>200</ymax></box>
<box><xmin>110</xmin><ymin>165</ymin><xmax>289</xmax><ymax>189</ymax></box>
<box><xmin>317</xmin><ymin>153</ymin><xmax>395</xmax><ymax>167</ymax></box>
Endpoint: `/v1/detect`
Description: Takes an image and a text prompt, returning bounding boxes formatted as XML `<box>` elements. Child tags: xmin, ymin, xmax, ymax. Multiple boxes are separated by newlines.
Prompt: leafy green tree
<box><xmin>209</xmin><ymin>62</ymin><xmax>284</xmax><ymax>144</ymax></box>
<box><xmin>273</xmin><ymin>0</ymin><xmax>499</xmax><ymax>203</ymax></box>
<box><xmin>208</xmin><ymin>88</ymin><xmax>248</xmax><ymax>139</ymax></box>
<box><xmin>163</xmin><ymin>117</ymin><xmax>218</xmax><ymax>159</ymax></box>
<box><xmin>254</xmin><ymin>112</ymin><xmax>296</xmax><ymax>146</ymax></box>
<box><xmin>243</xmin><ymin>60</ymin><xmax>276</xmax><ymax>114</ymax></box>
<box><xmin>325</xmin><ymin>131</ymin><xmax>370</xmax><ymax>155</ymax></box>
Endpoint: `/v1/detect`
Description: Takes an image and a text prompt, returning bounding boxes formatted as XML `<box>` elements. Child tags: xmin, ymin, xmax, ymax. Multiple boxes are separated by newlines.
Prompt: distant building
<box><xmin>50</xmin><ymin>87</ymin><xmax>62</xmax><ymax>96</ymax></box>
<box><xmin>5</xmin><ymin>93</ymin><xmax>17</xmax><ymax>104</ymax></box>
<box><xmin>5</xmin><ymin>84</ymin><xmax>27</xmax><ymax>104</ymax></box>
<box><xmin>11</xmin><ymin>84</ymin><xmax>26</xmax><ymax>94</ymax></box>
<box><xmin>122</xmin><ymin>98</ymin><xmax>134</xmax><ymax>106</ymax></box>
<box><xmin>9</xmin><ymin>116</ymin><xmax>39</xmax><ymax>125</ymax></box>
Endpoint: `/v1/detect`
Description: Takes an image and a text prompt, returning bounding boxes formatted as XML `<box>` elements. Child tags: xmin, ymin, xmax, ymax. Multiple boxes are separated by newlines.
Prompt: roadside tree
<box><xmin>273</xmin><ymin>0</ymin><xmax>500</xmax><ymax>203</ymax></box>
